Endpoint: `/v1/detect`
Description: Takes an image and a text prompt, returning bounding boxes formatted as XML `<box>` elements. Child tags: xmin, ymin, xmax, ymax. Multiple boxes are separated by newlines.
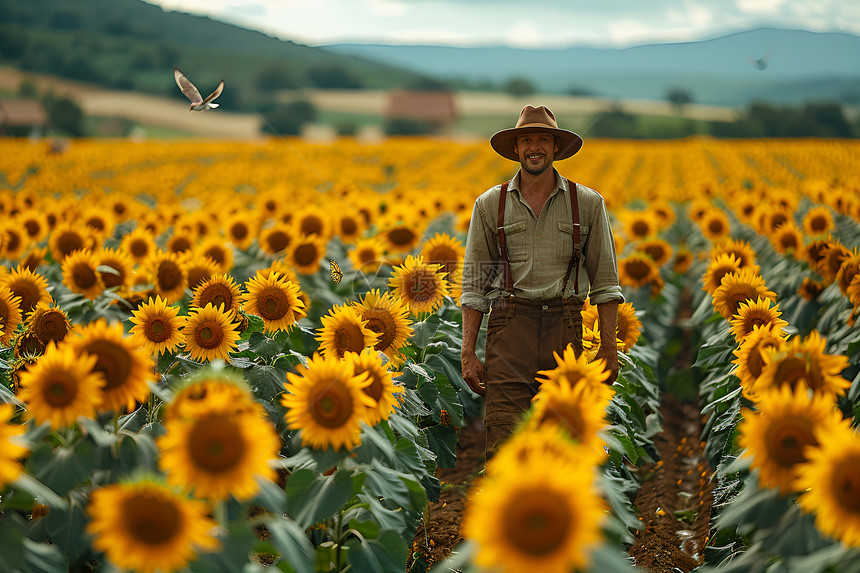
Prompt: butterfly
<box><xmin>330</xmin><ymin>259</ymin><xmax>343</xmax><ymax>284</ymax></box>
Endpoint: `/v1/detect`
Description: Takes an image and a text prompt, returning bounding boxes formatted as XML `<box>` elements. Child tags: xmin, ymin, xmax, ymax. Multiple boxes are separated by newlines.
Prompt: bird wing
<box><xmin>174</xmin><ymin>67</ymin><xmax>203</xmax><ymax>104</ymax></box>
<box><xmin>201</xmin><ymin>80</ymin><xmax>225</xmax><ymax>106</ymax></box>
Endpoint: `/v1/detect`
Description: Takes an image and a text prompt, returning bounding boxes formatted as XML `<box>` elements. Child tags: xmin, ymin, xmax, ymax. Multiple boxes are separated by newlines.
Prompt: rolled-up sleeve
<box><xmin>461</xmin><ymin>194</ymin><xmax>501</xmax><ymax>314</ymax></box>
<box><xmin>583</xmin><ymin>196</ymin><xmax>625</xmax><ymax>305</ymax></box>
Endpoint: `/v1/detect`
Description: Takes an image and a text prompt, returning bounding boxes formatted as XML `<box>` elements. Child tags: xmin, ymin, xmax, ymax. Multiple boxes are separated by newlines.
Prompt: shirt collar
<box><xmin>509</xmin><ymin>168</ymin><xmax>568</xmax><ymax>198</ymax></box>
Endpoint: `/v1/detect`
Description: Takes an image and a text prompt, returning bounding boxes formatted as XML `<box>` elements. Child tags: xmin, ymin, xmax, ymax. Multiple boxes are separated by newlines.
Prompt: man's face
<box><xmin>514</xmin><ymin>132</ymin><xmax>557</xmax><ymax>176</ymax></box>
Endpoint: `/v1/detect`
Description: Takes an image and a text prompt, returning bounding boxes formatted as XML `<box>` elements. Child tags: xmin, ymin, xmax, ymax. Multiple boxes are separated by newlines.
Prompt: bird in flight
<box><xmin>747</xmin><ymin>51</ymin><xmax>773</xmax><ymax>71</ymax></box>
<box><xmin>174</xmin><ymin>67</ymin><xmax>224</xmax><ymax>111</ymax></box>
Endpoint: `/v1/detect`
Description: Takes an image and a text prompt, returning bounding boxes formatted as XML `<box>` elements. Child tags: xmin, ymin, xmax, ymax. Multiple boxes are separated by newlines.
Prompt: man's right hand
<box><xmin>461</xmin><ymin>350</ymin><xmax>486</xmax><ymax>396</ymax></box>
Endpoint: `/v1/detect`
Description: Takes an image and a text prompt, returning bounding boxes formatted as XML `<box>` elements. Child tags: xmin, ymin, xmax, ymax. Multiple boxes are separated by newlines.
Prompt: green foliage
<box><xmin>385</xmin><ymin>117</ymin><xmax>434</xmax><ymax>136</ymax></box>
<box><xmin>261</xmin><ymin>100</ymin><xmax>318</xmax><ymax>136</ymax></box>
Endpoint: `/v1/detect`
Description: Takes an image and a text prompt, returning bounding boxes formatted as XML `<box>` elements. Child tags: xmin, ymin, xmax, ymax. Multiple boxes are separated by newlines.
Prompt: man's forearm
<box><xmin>596</xmin><ymin>300</ymin><xmax>618</xmax><ymax>347</ymax></box>
<box><xmin>461</xmin><ymin>306</ymin><xmax>484</xmax><ymax>354</ymax></box>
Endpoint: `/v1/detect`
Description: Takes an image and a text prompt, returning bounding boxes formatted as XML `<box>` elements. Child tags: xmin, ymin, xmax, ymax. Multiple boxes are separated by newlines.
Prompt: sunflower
<box><xmin>687</xmin><ymin>198</ymin><xmax>712</xmax><ymax>223</ymax></box>
<box><xmin>70</xmin><ymin>319</ymin><xmax>154</xmax><ymax>413</ymax></box>
<box><xmin>795</xmin><ymin>420</ymin><xmax>860</xmax><ymax>546</ymax></box>
<box><xmin>836</xmin><ymin>249</ymin><xmax>860</xmax><ymax>296</ymax></box>
<box><xmin>181</xmin><ymin>303</ymin><xmax>240</xmax><ymax>363</ymax></box>
<box><xmin>381</xmin><ymin>222</ymin><xmax>421</xmax><ymax>254</ymax></box>
<box><xmin>287</xmin><ymin>234</ymin><xmax>326</xmax><ymax>276</ymax></box>
<box><xmin>0</xmin><ymin>403</ymin><xmax>29</xmax><ymax>488</ymax></box>
<box><xmin>242</xmin><ymin>271</ymin><xmax>306</xmax><ymax>334</ymax></box>
<box><xmin>20</xmin><ymin>246</ymin><xmax>47</xmax><ymax>273</ymax></box>
<box><xmin>618</xmin><ymin>252</ymin><xmax>660</xmax><ymax>290</ymax></box>
<box><xmin>802</xmin><ymin>205</ymin><xmax>835</xmax><ymax>238</ymax></box>
<box><xmin>61</xmin><ymin>249</ymin><xmax>105</xmax><ymax>301</ymax></box>
<box><xmin>129</xmin><ymin>295</ymin><xmax>186</xmax><ymax>356</ymax></box>
<box><xmin>191</xmin><ymin>273</ymin><xmax>242</xmax><ymax>316</ymax></box>
<box><xmin>82</xmin><ymin>206</ymin><xmax>115</xmax><ymax>241</ymax></box>
<box><xmin>334</xmin><ymin>210</ymin><xmax>365</xmax><ymax>243</ymax></box>
<box><xmin>348</xmin><ymin>236</ymin><xmax>387</xmax><ymax>274</ymax></box>
<box><xmin>819</xmin><ymin>242</ymin><xmax>850</xmax><ymax>284</ymax></box>
<box><xmin>702</xmin><ymin>253</ymin><xmax>741</xmax><ymax>295</ymax></box>
<box><xmin>352</xmin><ymin>289</ymin><xmax>413</xmax><ymax>360</ymax></box>
<box><xmin>158</xmin><ymin>389</ymin><xmax>279</xmax><ymax>501</ymax></box>
<box><xmin>711</xmin><ymin>268</ymin><xmax>776</xmax><ymax>321</ymax></box>
<box><xmin>343</xmin><ymin>348</ymin><xmax>403</xmax><ymax>426</ymax></box>
<box><xmin>223</xmin><ymin>212</ymin><xmax>257</xmax><ymax>250</ymax></box>
<box><xmin>86</xmin><ymin>478</ymin><xmax>220</xmax><ymax>573</ymax></box>
<box><xmin>634</xmin><ymin>238</ymin><xmax>673</xmax><ymax>267</ymax></box>
<box><xmin>97</xmin><ymin>247</ymin><xmax>135</xmax><ymax>290</ymax></box>
<box><xmin>738</xmin><ymin>384</ymin><xmax>844</xmax><ymax>494</ymax></box>
<box><xmin>756</xmin><ymin>330</ymin><xmax>850</xmax><ymax>398</ymax></box>
<box><xmin>770</xmin><ymin>223</ymin><xmax>804</xmax><ymax>256</ymax></box>
<box><xmin>13</xmin><ymin>330</ymin><xmax>45</xmax><ymax>358</ymax></box>
<box><xmin>120</xmin><ymin>228</ymin><xmax>158</xmax><ymax>265</ymax></box>
<box><xmin>0</xmin><ymin>285</ymin><xmax>23</xmax><ymax>346</ymax></box>
<box><xmin>535</xmin><ymin>343</ymin><xmax>614</xmax><ymax>402</ymax></box>
<box><xmin>732</xmin><ymin>323</ymin><xmax>789</xmax><ymax>397</ymax></box>
<box><xmin>616</xmin><ymin>302</ymin><xmax>643</xmax><ymax>351</ymax></box>
<box><xmin>146</xmin><ymin>250</ymin><xmax>188</xmax><ymax>304</ymax></box>
<box><xmin>26</xmin><ymin>304</ymin><xmax>72</xmax><ymax>346</ymax></box>
<box><xmin>1</xmin><ymin>265</ymin><xmax>52</xmax><ymax>315</ymax></box>
<box><xmin>619</xmin><ymin>209</ymin><xmax>654</xmax><ymax>241</ymax></box>
<box><xmin>804</xmin><ymin>238</ymin><xmax>832</xmax><ymax>273</ymax></box>
<box><xmin>729</xmin><ymin>297</ymin><xmax>789</xmax><ymax>344</ymax></box>
<box><xmin>798</xmin><ymin>276</ymin><xmax>825</xmax><ymax>302</ymax></box>
<box><xmin>462</xmin><ymin>450</ymin><xmax>605</xmax><ymax>573</ymax></box>
<box><xmin>1</xmin><ymin>222</ymin><xmax>27</xmax><ymax>261</ymax></box>
<box><xmin>180</xmin><ymin>252</ymin><xmax>219</xmax><ymax>293</ymax></box>
<box><xmin>258</xmin><ymin>223</ymin><xmax>294</xmax><ymax>257</ymax></box>
<box><xmin>48</xmin><ymin>222</ymin><xmax>89</xmax><ymax>262</ymax></box>
<box><xmin>316</xmin><ymin>303</ymin><xmax>379</xmax><ymax>359</ymax></box>
<box><xmin>580</xmin><ymin>299</ymin><xmax>598</xmax><ymax>332</ymax></box>
<box><xmin>17</xmin><ymin>342</ymin><xmax>104</xmax><ymax>428</ymax></box>
<box><xmin>529</xmin><ymin>370</ymin><xmax>611</xmax><ymax>453</ymax></box>
<box><xmin>710</xmin><ymin>238</ymin><xmax>758</xmax><ymax>270</ymax></box>
<box><xmin>294</xmin><ymin>207</ymin><xmax>331</xmax><ymax>239</ymax></box>
<box><xmin>698</xmin><ymin>208</ymin><xmax>731</xmax><ymax>242</ymax></box>
<box><xmin>420</xmin><ymin>233</ymin><xmax>465</xmax><ymax>278</ymax></box>
<box><xmin>165</xmin><ymin>230</ymin><xmax>195</xmax><ymax>256</ymax></box>
<box><xmin>16</xmin><ymin>209</ymin><xmax>48</xmax><ymax>244</ymax></box>
<box><xmin>486</xmin><ymin>424</ymin><xmax>602</xmax><ymax>478</ymax></box>
<box><xmin>387</xmin><ymin>254</ymin><xmax>449</xmax><ymax>314</ymax></box>
<box><xmin>282</xmin><ymin>352</ymin><xmax>376</xmax><ymax>451</ymax></box>
<box><xmin>165</xmin><ymin>369</ymin><xmax>259</xmax><ymax>422</ymax></box>
<box><xmin>196</xmin><ymin>238</ymin><xmax>234</xmax><ymax>274</ymax></box>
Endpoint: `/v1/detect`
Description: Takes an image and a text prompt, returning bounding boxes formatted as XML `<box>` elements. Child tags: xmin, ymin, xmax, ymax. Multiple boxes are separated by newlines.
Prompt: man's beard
<box><xmin>521</xmin><ymin>159</ymin><xmax>552</xmax><ymax>176</ymax></box>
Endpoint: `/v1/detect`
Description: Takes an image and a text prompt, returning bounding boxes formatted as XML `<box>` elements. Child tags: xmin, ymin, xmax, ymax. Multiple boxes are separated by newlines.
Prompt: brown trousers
<box><xmin>483</xmin><ymin>296</ymin><xmax>583</xmax><ymax>458</ymax></box>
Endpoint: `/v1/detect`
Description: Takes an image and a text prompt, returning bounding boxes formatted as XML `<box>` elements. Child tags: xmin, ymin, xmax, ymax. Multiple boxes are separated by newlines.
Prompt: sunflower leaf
<box><xmin>285</xmin><ymin>468</ymin><xmax>354</xmax><ymax>529</ymax></box>
<box><xmin>263</xmin><ymin>517</ymin><xmax>315</xmax><ymax>573</ymax></box>
<box><xmin>345</xmin><ymin>528</ymin><xmax>409</xmax><ymax>573</ymax></box>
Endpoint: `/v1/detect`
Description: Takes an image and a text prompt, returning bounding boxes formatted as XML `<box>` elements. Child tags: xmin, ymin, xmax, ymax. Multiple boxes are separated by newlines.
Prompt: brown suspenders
<box><xmin>496</xmin><ymin>179</ymin><xmax>581</xmax><ymax>299</ymax></box>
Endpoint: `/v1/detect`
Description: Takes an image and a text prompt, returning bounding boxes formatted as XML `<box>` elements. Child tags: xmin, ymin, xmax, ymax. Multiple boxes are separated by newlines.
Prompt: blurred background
<box><xmin>0</xmin><ymin>0</ymin><xmax>857</xmax><ymax>140</ymax></box>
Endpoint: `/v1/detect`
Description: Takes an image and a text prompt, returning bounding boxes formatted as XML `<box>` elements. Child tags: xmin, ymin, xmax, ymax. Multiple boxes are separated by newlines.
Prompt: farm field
<box><xmin>1</xmin><ymin>136</ymin><xmax>860</xmax><ymax>572</ymax></box>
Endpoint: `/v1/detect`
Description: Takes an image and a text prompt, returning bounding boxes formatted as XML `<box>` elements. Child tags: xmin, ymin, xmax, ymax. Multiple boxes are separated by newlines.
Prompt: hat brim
<box><xmin>490</xmin><ymin>126</ymin><xmax>583</xmax><ymax>161</ymax></box>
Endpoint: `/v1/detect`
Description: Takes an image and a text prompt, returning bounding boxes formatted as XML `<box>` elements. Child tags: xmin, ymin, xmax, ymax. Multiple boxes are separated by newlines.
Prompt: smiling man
<box><xmin>460</xmin><ymin>105</ymin><xmax>625</xmax><ymax>458</ymax></box>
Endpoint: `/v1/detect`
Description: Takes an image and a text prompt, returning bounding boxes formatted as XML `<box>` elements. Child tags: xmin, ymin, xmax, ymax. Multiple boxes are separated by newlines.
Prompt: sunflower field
<box><xmin>0</xmin><ymin>136</ymin><xmax>860</xmax><ymax>573</ymax></box>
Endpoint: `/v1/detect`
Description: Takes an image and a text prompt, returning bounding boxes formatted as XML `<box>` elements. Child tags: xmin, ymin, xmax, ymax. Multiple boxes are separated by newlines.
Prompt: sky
<box><xmin>144</xmin><ymin>0</ymin><xmax>859</xmax><ymax>48</ymax></box>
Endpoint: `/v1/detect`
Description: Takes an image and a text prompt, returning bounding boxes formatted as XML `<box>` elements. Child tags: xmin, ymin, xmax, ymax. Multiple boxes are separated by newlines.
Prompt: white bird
<box><xmin>174</xmin><ymin>67</ymin><xmax>224</xmax><ymax>111</ymax></box>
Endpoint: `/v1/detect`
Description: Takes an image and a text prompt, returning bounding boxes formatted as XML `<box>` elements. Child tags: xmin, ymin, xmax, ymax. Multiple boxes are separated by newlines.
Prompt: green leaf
<box><xmin>24</xmin><ymin>537</ymin><xmax>69</xmax><ymax>572</ymax></box>
<box><xmin>42</xmin><ymin>493</ymin><xmax>89</xmax><ymax>561</ymax></box>
<box><xmin>11</xmin><ymin>474</ymin><xmax>67</xmax><ymax>510</ymax></box>
<box><xmin>410</xmin><ymin>315</ymin><xmax>441</xmax><ymax>349</ymax></box>
<box><xmin>285</xmin><ymin>468</ymin><xmax>354</xmax><ymax>529</ymax></box>
<box><xmin>245</xmin><ymin>364</ymin><xmax>288</xmax><ymax>402</ymax></box>
<box><xmin>190</xmin><ymin>520</ymin><xmax>259</xmax><ymax>573</ymax></box>
<box><xmin>346</xmin><ymin>529</ymin><xmax>409</xmax><ymax>573</ymax></box>
<box><xmin>264</xmin><ymin>517</ymin><xmax>315</xmax><ymax>573</ymax></box>
<box><xmin>424</xmin><ymin>424</ymin><xmax>457</xmax><ymax>469</ymax></box>
<box><xmin>29</xmin><ymin>441</ymin><xmax>95</xmax><ymax>497</ymax></box>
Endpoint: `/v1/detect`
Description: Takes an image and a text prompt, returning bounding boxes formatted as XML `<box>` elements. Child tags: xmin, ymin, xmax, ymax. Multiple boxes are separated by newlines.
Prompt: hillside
<box><xmin>325</xmin><ymin>28</ymin><xmax>860</xmax><ymax>106</ymax></box>
<box><xmin>0</xmin><ymin>0</ymin><xmax>429</xmax><ymax>111</ymax></box>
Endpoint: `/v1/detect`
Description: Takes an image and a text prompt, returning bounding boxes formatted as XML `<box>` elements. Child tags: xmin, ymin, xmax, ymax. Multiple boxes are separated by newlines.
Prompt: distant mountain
<box><xmin>324</xmin><ymin>29</ymin><xmax>860</xmax><ymax>106</ymax></box>
<box><xmin>0</xmin><ymin>0</ymin><xmax>429</xmax><ymax>110</ymax></box>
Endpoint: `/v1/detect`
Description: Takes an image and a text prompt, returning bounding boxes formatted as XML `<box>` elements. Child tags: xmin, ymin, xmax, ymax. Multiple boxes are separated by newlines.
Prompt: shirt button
<box><xmin>542</xmin><ymin>304</ymin><xmax>548</xmax><ymax>310</ymax></box>
<box><xmin>537</xmin><ymin>257</ymin><xmax>542</xmax><ymax>261</ymax></box>
<box><xmin>537</xmin><ymin>233</ymin><xmax>542</xmax><ymax>238</ymax></box>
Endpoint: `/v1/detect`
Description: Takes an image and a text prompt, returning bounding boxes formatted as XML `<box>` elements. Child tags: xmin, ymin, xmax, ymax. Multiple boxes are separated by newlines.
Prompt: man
<box><xmin>460</xmin><ymin>105</ymin><xmax>624</xmax><ymax>457</ymax></box>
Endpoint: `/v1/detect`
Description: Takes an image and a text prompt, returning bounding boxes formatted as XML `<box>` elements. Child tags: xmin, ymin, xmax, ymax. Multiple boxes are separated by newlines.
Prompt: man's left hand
<box><xmin>596</xmin><ymin>345</ymin><xmax>618</xmax><ymax>384</ymax></box>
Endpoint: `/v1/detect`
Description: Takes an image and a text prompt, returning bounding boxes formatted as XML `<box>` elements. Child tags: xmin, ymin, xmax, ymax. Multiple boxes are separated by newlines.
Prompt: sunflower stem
<box><xmin>214</xmin><ymin>499</ymin><xmax>228</xmax><ymax>530</ymax></box>
<box><xmin>333</xmin><ymin>508</ymin><xmax>346</xmax><ymax>572</ymax></box>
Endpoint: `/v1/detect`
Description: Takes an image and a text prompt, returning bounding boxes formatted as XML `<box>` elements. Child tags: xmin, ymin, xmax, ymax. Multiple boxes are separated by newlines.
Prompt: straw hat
<box><xmin>490</xmin><ymin>105</ymin><xmax>583</xmax><ymax>161</ymax></box>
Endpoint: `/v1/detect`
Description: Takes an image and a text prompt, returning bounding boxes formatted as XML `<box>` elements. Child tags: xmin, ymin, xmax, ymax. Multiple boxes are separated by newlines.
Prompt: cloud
<box><xmin>225</xmin><ymin>3</ymin><xmax>266</xmax><ymax>16</ymax></box>
<box><xmin>734</xmin><ymin>0</ymin><xmax>787</xmax><ymax>15</ymax></box>
<box><xmin>364</xmin><ymin>0</ymin><xmax>407</xmax><ymax>17</ymax></box>
<box><xmin>505</xmin><ymin>21</ymin><xmax>543</xmax><ymax>48</ymax></box>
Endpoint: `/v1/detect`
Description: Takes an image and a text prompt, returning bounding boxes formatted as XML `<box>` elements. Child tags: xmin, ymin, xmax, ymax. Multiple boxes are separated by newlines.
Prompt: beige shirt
<box><xmin>461</xmin><ymin>169</ymin><xmax>624</xmax><ymax>313</ymax></box>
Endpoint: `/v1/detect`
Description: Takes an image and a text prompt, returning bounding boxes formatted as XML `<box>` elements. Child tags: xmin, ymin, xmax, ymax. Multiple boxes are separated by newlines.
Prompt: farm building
<box><xmin>0</xmin><ymin>99</ymin><xmax>48</xmax><ymax>136</ymax></box>
<box><xmin>386</xmin><ymin>90</ymin><xmax>458</xmax><ymax>133</ymax></box>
